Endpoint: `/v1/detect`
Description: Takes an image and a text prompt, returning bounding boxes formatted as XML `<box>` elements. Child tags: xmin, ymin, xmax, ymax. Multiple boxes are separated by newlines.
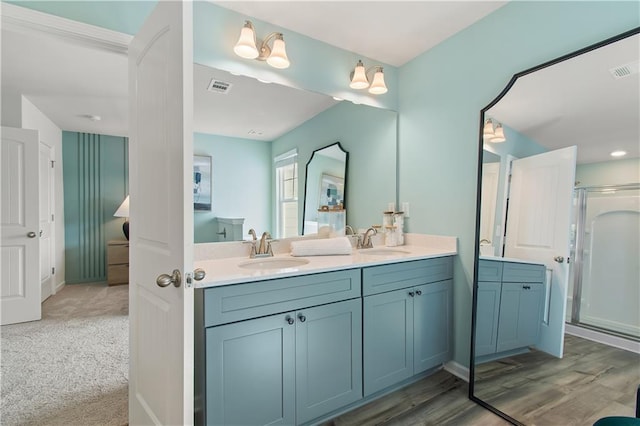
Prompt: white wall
<box><xmin>21</xmin><ymin>96</ymin><xmax>65</xmax><ymax>296</ymax></box>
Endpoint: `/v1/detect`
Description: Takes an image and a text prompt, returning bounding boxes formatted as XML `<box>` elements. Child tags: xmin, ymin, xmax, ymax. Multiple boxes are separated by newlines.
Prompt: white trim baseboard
<box><xmin>1</xmin><ymin>2</ymin><xmax>131</xmax><ymax>55</ymax></box>
<box><xmin>444</xmin><ymin>360</ymin><xmax>469</xmax><ymax>382</ymax></box>
<box><xmin>53</xmin><ymin>280</ymin><xmax>66</xmax><ymax>295</ymax></box>
<box><xmin>565</xmin><ymin>323</ymin><xmax>640</xmax><ymax>354</ymax></box>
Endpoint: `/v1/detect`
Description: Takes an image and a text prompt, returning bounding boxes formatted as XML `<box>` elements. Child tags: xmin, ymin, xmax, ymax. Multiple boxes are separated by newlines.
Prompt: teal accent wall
<box><xmin>193</xmin><ymin>133</ymin><xmax>271</xmax><ymax>242</ymax></box>
<box><xmin>397</xmin><ymin>1</ymin><xmax>639</xmax><ymax>366</ymax></box>
<box><xmin>62</xmin><ymin>132</ymin><xmax>128</xmax><ymax>284</ymax></box>
<box><xmin>576</xmin><ymin>157</ymin><xmax>640</xmax><ymax>187</ymax></box>
<box><xmin>273</xmin><ymin>101</ymin><xmax>397</xmax><ymax>234</ymax></box>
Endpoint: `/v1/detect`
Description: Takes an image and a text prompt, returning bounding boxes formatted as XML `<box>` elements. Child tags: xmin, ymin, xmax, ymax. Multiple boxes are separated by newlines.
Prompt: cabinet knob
<box><xmin>298</xmin><ymin>314</ymin><xmax>306</xmax><ymax>323</ymax></box>
<box><xmin>416</xmin><ymin>290</ymin><xmax>422</xmax><ymax>296</ymax></box>
<box><xmin>523</xmin><ymin>285</ymin><xmax>531</xmax><ymax>290</ymax></box>
<box><xmin>408</xmin><ymin>291</ymin><xmax>415</xmax><ymax>297</ymax></box>
<box><xmin>286</xmin><ymin>316</ymin><xmax>295</xmax><ymax>325</ymax></box>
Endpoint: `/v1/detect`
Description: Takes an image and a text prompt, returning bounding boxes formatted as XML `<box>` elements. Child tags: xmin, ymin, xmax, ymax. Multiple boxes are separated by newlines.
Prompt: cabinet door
<box><xmin>497</xmin><ymin>282</ymin><xmax>544</xmax><ymax>352</ymax></box>
<box><xmin>206</xmin><ymin>313</ymin><xmax>295</xmax><ymax>426</ymax></box>
<box><xmin>475</xmin><ymin>281</ymin><xmax>502</xmax><ymax>357</ymax></box>
<box><xmin>414</xmin><ymin>280</ymin><xmax>452</xmax><ymax>373</ymax></box>
<box><xmin>363</xmin><ymin>289</ymin><xmax>413</xmax><ymax>396</ymax></box>
<box><xmin>518</xmin><ymin>282</ymin><xmax>544</xmax><ymax>347</ymax></box>
<box><xmin>295</xmin><ymin>299</ymin><xmax>362</xmax><ymax>424</ymax></box>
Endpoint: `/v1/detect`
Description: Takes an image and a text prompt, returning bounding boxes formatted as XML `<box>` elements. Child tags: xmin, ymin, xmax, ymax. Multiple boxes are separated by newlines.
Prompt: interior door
<box><xmin>128</xmin><ymin>2</ymin><xmax>194</xmax><ymax>425</ymax></box>
<box><xmin>1</xmin><ymin>126</ymin><xmax>41</xmax><ymax>325</ymax></box>
<box><xmin>39</xmin><ymin>142</ymin><xmax>54</xmax><ymax>301</ymax></box>
<box><xmin>504</xmin><ymin>146</ymin><xmax>577</xmax><ymax>358</ymax></box>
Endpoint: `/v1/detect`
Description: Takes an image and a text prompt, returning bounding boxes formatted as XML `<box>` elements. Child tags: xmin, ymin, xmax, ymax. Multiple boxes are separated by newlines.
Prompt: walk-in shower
<box><xmin>567</xmin><ymin>184</ymin><xmax>640</xmax><ymax>340</ymax></box>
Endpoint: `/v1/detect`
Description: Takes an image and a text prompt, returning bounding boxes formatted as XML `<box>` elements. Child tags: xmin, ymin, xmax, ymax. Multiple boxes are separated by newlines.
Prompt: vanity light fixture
<box><xmin>349</xmin><ymin>60</ymin><xmax>388</xmax><ymax>95</ymax></box>
<box><xmin>483</xmin><ymin>118</ymin><xmax>506</xmax><ymax>143</ymax></box>
<box><xmin>233</xmin><ymin>20</ymin><xmax>290</xmax><ymax>69</ymax></box>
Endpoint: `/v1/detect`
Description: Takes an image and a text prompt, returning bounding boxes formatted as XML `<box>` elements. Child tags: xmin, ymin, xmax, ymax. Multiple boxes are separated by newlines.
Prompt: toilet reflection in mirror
<box><xmin>471</xmin><ymin>29</ymin><xmax>640</xmax><ymax>424</ymax></box>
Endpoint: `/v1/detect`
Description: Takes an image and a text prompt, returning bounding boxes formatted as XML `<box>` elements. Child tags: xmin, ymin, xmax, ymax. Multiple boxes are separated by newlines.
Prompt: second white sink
<box><xmin>238</xmin><ymin>258</ymin><xmax>310</xmax><ymax>270</ymax></box>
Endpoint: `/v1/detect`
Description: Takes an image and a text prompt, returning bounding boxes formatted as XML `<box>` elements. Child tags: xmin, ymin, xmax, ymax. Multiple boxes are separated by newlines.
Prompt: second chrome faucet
<box><xmin>246</xmin><ymin>229</ymin><xmax>275</xmax><ymax>258</ymax></box>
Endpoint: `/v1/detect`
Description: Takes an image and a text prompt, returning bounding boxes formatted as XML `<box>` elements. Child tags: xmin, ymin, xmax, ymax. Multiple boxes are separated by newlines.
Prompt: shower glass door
<box><xmin>570</xmin><ymin>185</ymin><xmax>640</xmax><ymax>339</ymax></box>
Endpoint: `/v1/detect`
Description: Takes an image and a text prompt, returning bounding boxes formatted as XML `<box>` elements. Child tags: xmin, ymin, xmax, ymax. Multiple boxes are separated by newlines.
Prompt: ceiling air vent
<box><xmin>609</xmin><ymin>60</ymin><xmax>639</xmax><ymax>80</ymax></box>
<box><xmin>207</xmin><ymin>79</ymin><xmax>232</xmax><ymax>94</ymax></box>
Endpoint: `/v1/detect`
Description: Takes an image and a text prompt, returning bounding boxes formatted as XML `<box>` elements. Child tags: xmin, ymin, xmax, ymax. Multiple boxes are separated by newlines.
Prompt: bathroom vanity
<box><xmin>193</xmin><ymin>236</ymin><xmax>456</xmax><ymax>425</ymax></box>
<box><xmin>475</xmin><ymin>257</ymin><xmax>546</xmax><ymax>361</ymax></box>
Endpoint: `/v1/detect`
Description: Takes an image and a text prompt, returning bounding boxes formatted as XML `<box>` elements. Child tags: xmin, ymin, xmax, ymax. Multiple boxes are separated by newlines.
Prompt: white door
<box><xmin>505</xmin><ymin>146</ymin><xmax>577</xmax><ymax>358</ymax></box>
<box><xmin>1</xmin><ymin>126</ymin><xmax>41</xmax><ymax>325</ymax></box>
<box><xmin>128</xmin><ymin>2</ymin><xmax>194</xmax><ymax>425</ymax></box>
<box><xmin>39</xmin><ymin>142</ymin><xmax>55</xmax><ymax>301</ymax></box>
<box><xmin>480</xmin><ymin>161</ymin><xmax>500</xmax><ymax>255</ymax></box>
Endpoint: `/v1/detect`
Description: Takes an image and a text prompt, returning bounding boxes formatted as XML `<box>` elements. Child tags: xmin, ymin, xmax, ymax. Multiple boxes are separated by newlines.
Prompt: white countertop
<box><xmin>194</xmin><ymin>234</ymin><xmax>457</xmax><ymax>288</ymax></box>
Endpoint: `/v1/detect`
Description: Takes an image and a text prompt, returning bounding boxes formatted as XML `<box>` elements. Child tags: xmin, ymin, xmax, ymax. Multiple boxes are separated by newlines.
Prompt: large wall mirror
<box><xmin>192</xmin><ymin>63</ymin><xmax>397</xmax><ymax>243</ymax></box>
<box><xmin>470</xmin><ymin>28</ymin><xmax>640</xmax><ymax>425</ymax></box>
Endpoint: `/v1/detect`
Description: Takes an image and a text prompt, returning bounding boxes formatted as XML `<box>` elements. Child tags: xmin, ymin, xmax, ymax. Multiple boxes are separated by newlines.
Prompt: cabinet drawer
<box><xmin>204</xmin><ymin>269</ymin><xmax>361</xmax><ymax>326</ymax></box>
<box><xmin>107</xmin><ymin>264</ymin><xmax>128</xmax><ymax>285</ymax></box>
<box><xmin>362</xmin><ymin>257</ymin><xmax>452</xmax><ymax>296</ymax></box>
<box><xmin>478</xmin><ymin>259</ymin><xmax>503</xmax><ymax>282</ymax></box>
<box><xmin>107</xmin><ymin>243</ymin><xmax>129</xmax><ymax>265</ymax></box>
<box><xmin>502</xmin><ymin>262</ymin><xmax>545</xmax><ymax>283</ymax></box>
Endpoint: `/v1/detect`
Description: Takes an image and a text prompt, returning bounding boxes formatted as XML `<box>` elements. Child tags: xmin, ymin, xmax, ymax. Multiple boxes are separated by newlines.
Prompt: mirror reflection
<box><xmin>302</xmin><ymin>142</ymin><xmax>348</xmax><ymax>235</ymax></box>
<box><xmin>192</xmin><ymin>64</ymin><xmax>397</xmax><ymax>243</ymax></box>
<box><xmin>472</xmin><ymin>30</ymin><xmax>640</xmax><ymax>424</ymax></box>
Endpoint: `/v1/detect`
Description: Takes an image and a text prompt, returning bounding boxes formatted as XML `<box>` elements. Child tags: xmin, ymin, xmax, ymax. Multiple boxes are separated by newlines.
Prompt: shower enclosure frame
<box><xmin>569</xmin><ymin>182</ymin><xmax>640</xmax><ymax>341</ymax></box>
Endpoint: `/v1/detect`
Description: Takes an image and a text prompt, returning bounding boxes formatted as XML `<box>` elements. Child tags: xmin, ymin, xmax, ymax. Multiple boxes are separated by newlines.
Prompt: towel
<box><xmin>290</xmin><ymin>237</ymin><xmax>353</xmax><ymax>257</ymax></box>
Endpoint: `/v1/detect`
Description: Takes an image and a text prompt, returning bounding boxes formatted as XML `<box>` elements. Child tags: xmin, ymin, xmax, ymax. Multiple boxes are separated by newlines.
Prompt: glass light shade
<box><xmin>350</xmin><ymin>61</ymin><xmax>369</xmax><ymax>89</ymax></box>
<box><xmin>233</xmin><ymin>23</ymin><xmax>259</xmax><ymax>59</ymax></box>
<box><xmin>489</xmin><ymin>124</ymin><xmax>506</xmax><ymax>143</ymax></box>
<box><xmin>114</xmin><ymin>195</ymin><xmax>130</xmax><ymax>217</ymax></box>
<box><xmin>266</xmin><ymin>35</ymin><xmax>290</xmax><ymax>69</ymax></box>
<box><xmin>368</xmin><ymin>67</ymin><xmax>387</xmax><ymax>94</ymax></box>
<box><xmin>483</xmin><ymin>119</ymin><xmax>495</xmax><ymax>137</ymax></box>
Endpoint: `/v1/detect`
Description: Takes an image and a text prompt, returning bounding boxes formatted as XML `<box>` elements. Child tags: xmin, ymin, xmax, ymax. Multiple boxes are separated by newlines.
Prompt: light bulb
<box><xmin>489</xmin><ymin>123</ymin><xmax>506</xmax><ymax>143</ymax></box>
<box><xmin>368</xmin><ymin>67</ymin><xmax>387</xmax><ymax>94</ymax></box>
<box><xmin>483</xmin><ymin>119</ymin><xmax>495</xmax><ymax>137</ymax></box>
<box><xmin>233</xmin><ymin>21</ymin><xmax>259</xmax><ymax>59</ymax></box>
<box><xmin>266</xmin><ymin>35</ymin><xmax>290</xmax><ymax>69</ymax></box>
<box><xmin>349</xmin><ymin>60</ymin><xmax>369</xmax><ymax>89</ymax></box>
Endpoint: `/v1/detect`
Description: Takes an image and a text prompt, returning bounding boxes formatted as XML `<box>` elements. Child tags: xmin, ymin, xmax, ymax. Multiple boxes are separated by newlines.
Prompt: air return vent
<box><xmin>609</xmin><ymin>60</ymin><xmax>639</xmax><ymax>80</ymax></box>
<box><xmin>207</xmin><ymin>79</ymin><xmax>232</xmax><ymax>93</ymax></box>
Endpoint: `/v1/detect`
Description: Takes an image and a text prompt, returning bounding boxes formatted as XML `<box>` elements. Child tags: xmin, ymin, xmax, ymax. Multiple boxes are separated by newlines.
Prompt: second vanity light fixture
<box><xmin>349</xmin><ymin>60</ymin><xmax>388</xmax><ymax>95</ymax></box>
<box><xmin>233</xmin><ymin>20</ymin><xmax>290</xmax><ymax>69</ymax></box>
<box><xmin>483</xmin><ymin>118</ymin><xmax>506</xmax><ymax>143</ymax></box>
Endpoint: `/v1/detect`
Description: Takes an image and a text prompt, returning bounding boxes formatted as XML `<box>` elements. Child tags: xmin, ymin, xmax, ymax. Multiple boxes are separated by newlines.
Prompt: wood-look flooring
<box><xmin>324</xmin><ymin>334</ymin><xmax>639</xmax><ymax>425</ymax></box>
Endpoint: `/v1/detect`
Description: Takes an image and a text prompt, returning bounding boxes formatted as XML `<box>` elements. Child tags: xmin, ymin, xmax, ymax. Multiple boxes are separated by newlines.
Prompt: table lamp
<box><xmin>113</xmin><ymin>195</ymin><xmax>130</xmax><ymax>240</ymax></box>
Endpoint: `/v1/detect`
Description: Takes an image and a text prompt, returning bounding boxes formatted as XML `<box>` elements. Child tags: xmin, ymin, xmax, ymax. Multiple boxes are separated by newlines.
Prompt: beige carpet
<box><xmin>1</xmin><ymin>283</ymin><xmax>129</xmax><ymax>426</ymax></box>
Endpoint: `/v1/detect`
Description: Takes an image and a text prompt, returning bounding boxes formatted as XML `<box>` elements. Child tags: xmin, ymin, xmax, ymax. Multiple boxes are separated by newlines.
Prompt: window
<box><xmin>275</xmin><ymin>149</ymin><xmax>298</xmax><ymax>238</ymax></box>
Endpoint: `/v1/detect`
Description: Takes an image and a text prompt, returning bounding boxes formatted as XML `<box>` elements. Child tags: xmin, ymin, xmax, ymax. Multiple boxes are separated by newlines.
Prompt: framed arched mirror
<box><xmin>301</xmin><ymin>142</ymin><xmax>349</xmax><ymax>235</ymax></box>
<box><xmin>470</xmin><ymin>27</ymin><xmax>640</xmax><ymax>425</ymax></box>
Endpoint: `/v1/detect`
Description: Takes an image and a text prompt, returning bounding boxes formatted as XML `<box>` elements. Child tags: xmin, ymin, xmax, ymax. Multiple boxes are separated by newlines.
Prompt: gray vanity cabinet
<box><xmin>362</xmin><ymin>258</ymin><xmax>453</xmax><ymax>396</ymax></box>
<box><xmin>475</xmin><ymin>259</ymin><xmax>545</xmax><ymax>359</ymax></box>
<box><xmin>200</xmin><ymin>270</ymin><xmax>362</xmax><ymax>426</ymax></box>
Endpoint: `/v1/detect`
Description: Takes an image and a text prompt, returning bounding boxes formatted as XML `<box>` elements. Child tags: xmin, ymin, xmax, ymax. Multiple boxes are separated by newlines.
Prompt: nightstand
<box><xmin>107</xmin><ymin>240</ymin><xmax>129</xmax><ymax>286</ymax></box>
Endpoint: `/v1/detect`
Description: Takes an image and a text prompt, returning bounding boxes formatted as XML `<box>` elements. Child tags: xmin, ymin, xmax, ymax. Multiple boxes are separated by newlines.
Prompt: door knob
<box><xmin>27</xmin><ymin>231</ymin><xmax>37</xmax><ymax>238</ymax></box>
<box><xmin>554</xmin><ymin>256</ymin><xmax>565</xmax><ymax>263</ymax></box>
<box><xmin>193</xmin><ymin>268</ymin><xmax>206</xmax><ymax>281</ymax></box>
<box><xmin>156</xmin><ymin>269</ymin><xmax>181</xmax><ymax>288</ymax></box>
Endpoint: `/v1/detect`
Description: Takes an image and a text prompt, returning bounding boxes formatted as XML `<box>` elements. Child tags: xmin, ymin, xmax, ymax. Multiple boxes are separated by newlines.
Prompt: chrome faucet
<box><xmin>248</xmin><ymin>228</ymin><xmax>257</xmax><ymax>241</ymax></box>
<box><xmin>345</xmin><ymin>225</ymin><xmax>355</xmax><ymax>235</ymax></box>
<box><xmin>360</xmin><ymin>227</ymin><xmax>377</xmax><ymax>249</ymax></box>
<box><xmin>243</xmin><ymin>231</ymin><xmax>275</xmax><ymax>258</ymax></box>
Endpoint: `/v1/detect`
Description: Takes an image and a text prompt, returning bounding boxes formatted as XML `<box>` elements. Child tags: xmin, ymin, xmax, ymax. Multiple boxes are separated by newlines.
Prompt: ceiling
<box><xmin>488</xmin><ymin>33</ymin><xmax>639</xmax><ymax>164</ymax></box>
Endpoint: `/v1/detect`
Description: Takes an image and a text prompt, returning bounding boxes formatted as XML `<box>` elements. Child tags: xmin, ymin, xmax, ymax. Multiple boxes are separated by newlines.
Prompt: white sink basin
<box><xmin>359</xmin><ymin>248</ymin><xmax>411</xmax><ymax>256</ymax></box>
<box><xmin>238</xmin><ymin>258</ymin><xmax>310</xmax><ymax>270</ymax></box>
